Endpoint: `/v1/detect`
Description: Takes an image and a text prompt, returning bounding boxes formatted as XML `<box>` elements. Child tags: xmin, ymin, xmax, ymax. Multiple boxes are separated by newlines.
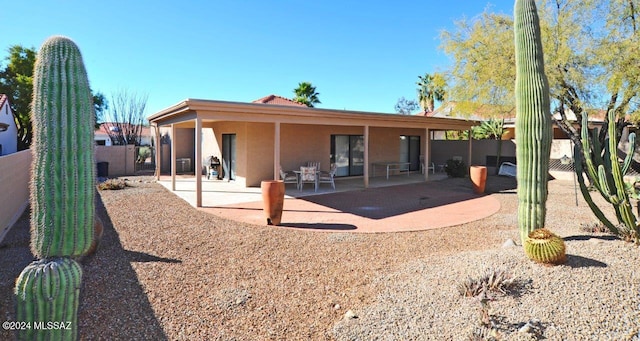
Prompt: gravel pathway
<box><xmin>0</xmin><ymin>175</ymin><xmax>638</xmax><ymax>340</ymax></box>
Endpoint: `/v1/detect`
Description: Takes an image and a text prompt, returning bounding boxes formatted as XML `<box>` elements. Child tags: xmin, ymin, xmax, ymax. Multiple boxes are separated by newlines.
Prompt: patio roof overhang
<box><xmin>147</xmin><ymin>98</ymin><xmax>480</xmax><ymax>131</ymax></box>
<box><xmin>148</xmin><ymin>99</ymin><xmax>481</xmax><ymax>207</ymax></box>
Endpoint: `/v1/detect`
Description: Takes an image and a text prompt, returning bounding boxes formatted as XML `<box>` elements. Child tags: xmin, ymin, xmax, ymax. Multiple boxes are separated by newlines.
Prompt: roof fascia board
<box><xmin>149</xmin><ymin>99</ymin><xmax>478</xmax><ymax>130</ymax></box>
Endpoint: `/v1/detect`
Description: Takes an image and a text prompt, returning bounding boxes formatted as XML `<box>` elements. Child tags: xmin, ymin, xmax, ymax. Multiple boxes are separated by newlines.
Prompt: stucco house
<box><xmin>0</xmin><ymin>94</ymin><xmax>18</xmax><ymax>156</ymax></box>
<box><xmin>148</xmin><ymin>95</ymin><xmax>478</xmax><ymax>207</ymax></box>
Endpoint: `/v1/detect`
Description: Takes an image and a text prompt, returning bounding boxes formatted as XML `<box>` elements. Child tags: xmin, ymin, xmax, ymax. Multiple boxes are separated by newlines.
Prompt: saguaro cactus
<box><xmin>14</xmin><ymin>36</ymin><xmax>95</xmax><ymax>341</ymax></box>
<box><xmin>30</xmin><ymin>35</ymin><xmax>95</xmax><ymax>258</ymax></box>
<box><xmin>514</xmin><ymin>0</ymin><xmax>553</xmax><ymax>244</ymax></box>
<box><xmin>14</xmin><ymin>258</ymin><xmax>82</xmax><ymax>340</ymax></box>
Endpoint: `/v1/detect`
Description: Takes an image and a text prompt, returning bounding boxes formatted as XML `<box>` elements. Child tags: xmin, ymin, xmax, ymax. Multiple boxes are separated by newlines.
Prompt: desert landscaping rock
<box><xmin>0</xmin><ymin>175</ymin><xmax>638</xmax><ymax>340</ymax></box>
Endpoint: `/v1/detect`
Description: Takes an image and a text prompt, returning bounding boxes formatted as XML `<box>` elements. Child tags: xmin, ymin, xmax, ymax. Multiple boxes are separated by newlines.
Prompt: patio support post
<box><xmin>468</xmin><ymin>129</ymin><xmax>473</xmax><ymax>166</ymax></box>
<box><xmin>153</xmin><ymin>123</ymin><xmax>160</xmax><ymax>180</ymax></box>
<box><xmin>424</xmin><ymin>128</ymin><xmax>430</xmax><ymax>181</ymax></box>
<box><xmin>195</xmin><ymin>117</ymin><xmax>203</xmax><ymax>207</ymax></box>
<box><xmin>364</xmin><ymin>125</ymin><xmax>369</xmax><ymax>188</ymax></box>
<box><xmin>171</xmin><ymin>123</ymin><xmax>176</xmax><ymax>191</ymax></box>
<box><xmin>274</xmin><ymin>121</ymin><xmax>280</xmax><ymax>180</ymax></box>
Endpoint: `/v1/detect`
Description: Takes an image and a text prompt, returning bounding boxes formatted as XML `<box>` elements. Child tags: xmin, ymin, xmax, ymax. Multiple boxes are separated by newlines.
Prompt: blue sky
<box><xmin>1</xmin><ymin>1</ymin><xmax>514</xmax><ymax>117</ymax></box>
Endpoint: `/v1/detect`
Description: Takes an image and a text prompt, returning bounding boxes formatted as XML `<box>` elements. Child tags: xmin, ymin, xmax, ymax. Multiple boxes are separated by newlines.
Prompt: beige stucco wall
<box><xmin>95</xmin><ymin>145</ymin><xmax>136</xmax><ymax>176</ymax></box>
<box><xmin>0</xmin><ymin>150</ymin><xmax>31</xmax><ymax>242</ymax></box>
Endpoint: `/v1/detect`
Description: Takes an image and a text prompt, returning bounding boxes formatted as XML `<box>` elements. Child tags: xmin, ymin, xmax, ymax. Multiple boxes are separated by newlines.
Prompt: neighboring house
<box><xmin>252</xmin><ymin>94</ymin><xmax>306</xmax><ymax>106</ymax></box>
<box><xmin>95</xmin><ymin>122</ymin><xmax>152</xmax><ymax>146</ymax></box>
<box><xmin>420</xmin><ymin>101</ymin><xmax>605</xmax><ymax>140</ymax></box>
<box><xmin>148</xmin><ymin>94</ymin><xmax>479</xmax><ymax>207</ymax></box>
<box><xmin>0</xmin><ymin>94</ymin><xmax>18</xmax><ymax>156</ymax></box>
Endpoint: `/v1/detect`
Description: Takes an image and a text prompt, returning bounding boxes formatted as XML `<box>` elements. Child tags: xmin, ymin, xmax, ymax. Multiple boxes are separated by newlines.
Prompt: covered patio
<box><xmin>148</xmin><ymin>98</ymin><xmax>480</xmax><ymax>209</ymax></box>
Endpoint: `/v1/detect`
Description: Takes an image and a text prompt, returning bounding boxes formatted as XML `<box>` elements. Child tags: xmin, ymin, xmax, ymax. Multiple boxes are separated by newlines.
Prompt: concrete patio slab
<box><xmin>158</xmin><ymin>173</ymin><xmax>501</xmax><ymax>233</ymax></box>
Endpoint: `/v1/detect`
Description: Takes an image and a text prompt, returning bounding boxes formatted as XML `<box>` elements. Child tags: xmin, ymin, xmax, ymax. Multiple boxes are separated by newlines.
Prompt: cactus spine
<box><xmin>30</xmin><ymin>36</ymin><xmax>95</xmax><ymax>258</ymax></box>
<box><xmin>14</xmin><ymin>258</ymin><xmax>82</xmax><ymax>340</ymax></box>
<box><xmin>575</xmin><ymin>110</ymin><xmax>640</xmax><ymax>243</ymax></box>
<box><xmin>14</xmin><ymin>36</ymin><xmax>95</xmax><ymax>340</ymax></box>
<box><xmin>514</xmin><ymin>0</ymin><xmax>553</xmax><ymax>244</ymax></box>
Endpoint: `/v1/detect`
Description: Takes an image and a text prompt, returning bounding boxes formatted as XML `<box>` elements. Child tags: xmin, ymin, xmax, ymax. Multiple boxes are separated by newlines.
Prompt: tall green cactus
<box><xmin>30</xmin><ymin>35</ymin><xmax>95</xmax><ymax>258</ymax></box>
<box><xmin>575</xmin><ymin>110</ymin><xmax>639</xmax><ymax>242</ymax></box>
<box><xmin>514</xmin><ymin>0</ymin><xmax>553</xmax><ymax>244</ymax></box>
<box><xmin>14</xmin><ymin>35</ymin><xmax>95</xmax><ymax>341</ymax></box>
<box><xmin>14</xmin><ymin>258</ymin><xmax>82</xmax><ymax>341</ymax></box>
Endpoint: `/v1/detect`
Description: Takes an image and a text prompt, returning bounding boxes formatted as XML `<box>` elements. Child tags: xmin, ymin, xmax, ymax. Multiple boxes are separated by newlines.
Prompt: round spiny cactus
<box><xmin>524</xmin><ymin>228</ymin><xmax>566</xmax><ymax>265</ymax></box>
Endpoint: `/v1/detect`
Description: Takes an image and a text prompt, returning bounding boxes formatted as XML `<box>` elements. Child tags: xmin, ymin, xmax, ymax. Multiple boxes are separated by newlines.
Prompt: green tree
<box><xmin>394</xmin><ymin>97</ymin><xmax>419</xmax><ymax>115</ymax></box>
<box><xmin>93</xmin><ymin>92</ymin><xmax>108</xmax><ymax>129</ymax></box>
<box><xmin>0</xmin><ymin>44</ymin><xmax>108</xmax><ymax>149</ymax></box>
<box><xmin>439</xmin><ymin>11</ymin><xmax>516</xmax><ymax>119</ymax></box>
<box><xmin>0</xmin><ymin>45</ymin><xmax>36</xmax><ymax>151</ymax></box>
<box><xmin>293</xmin><ymin>82</ymin><xmax>321</xmax><ymax>107</ymax></box>
<box><xmin>416</xmin><ymin>72</ymin><xmax>447</xmax><ymax>112</ymax></box>
<box><xmin>440</xmin><ymin>0</ymin><xmax>640</xmax><ymax>162</ymax></box>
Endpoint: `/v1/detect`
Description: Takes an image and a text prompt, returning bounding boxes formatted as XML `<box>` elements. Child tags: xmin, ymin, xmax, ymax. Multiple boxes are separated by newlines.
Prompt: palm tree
<box><xmin>416</xmin><ymin>73</ymin><xmax>446</xmax><ymax>113</ymax></box>
<box><xmin>293</xmin><ymin>82</ymin><xmax>321</xmax><ymax>107</ymax></box>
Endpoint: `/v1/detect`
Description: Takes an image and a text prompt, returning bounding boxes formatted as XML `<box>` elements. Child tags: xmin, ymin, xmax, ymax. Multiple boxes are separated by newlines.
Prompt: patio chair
<box><xmin>420</xmin><ymin>156</ymin><xmax>435</xmax><ymax>174</ymax></box>
<box><xmin>318</xmin><ymin>163</ymin><xmax>337</xmax><ymax>190</ymax></box>
<box><xmin>307</xmin><ymin>161</ymin><xmax>320</xmax><ymax>170</ymax></box>
<box><xmin>299</xmin><ymin>166</ymin><xmax>318</xmax><ymax>192</ymax></box>
<box><xmin>279</xmin><ymin>166</ymin><xmax>298</xmax><ymax>187</ymax></box>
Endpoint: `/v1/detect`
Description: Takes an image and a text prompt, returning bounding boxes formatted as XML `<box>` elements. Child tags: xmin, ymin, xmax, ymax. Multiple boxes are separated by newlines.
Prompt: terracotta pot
<box><xmin>470</xmin><ymin>166</ymin><xmax>487</xmax><ymax>194</ymax></box>
<box><xmin>261</xmin><ymin>180</ymin><xmax>285</xmax><ymax>225</ymax></box>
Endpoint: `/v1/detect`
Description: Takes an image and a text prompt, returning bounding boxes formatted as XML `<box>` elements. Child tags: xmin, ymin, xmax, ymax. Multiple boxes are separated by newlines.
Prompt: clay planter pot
<box><xmin>470</xmin><ymin>166</ymin><xmax>487</xmax><ymax>194</ymax></box>
<box><xmin>261</xmin><ymin>180</ymin><xmax>285</xmax><ymax>225</ymax></box>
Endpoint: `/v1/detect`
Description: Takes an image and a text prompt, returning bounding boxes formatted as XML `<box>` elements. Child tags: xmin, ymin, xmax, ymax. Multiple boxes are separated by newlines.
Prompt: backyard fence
<box><xmin>0</xmin><ymin>150</ymin><xmax>31</xmax><ymax>242</ymax></box>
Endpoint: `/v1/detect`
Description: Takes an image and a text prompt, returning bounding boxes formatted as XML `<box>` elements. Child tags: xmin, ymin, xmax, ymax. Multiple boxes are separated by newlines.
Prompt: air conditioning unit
<box><xmin>176</xmin><ymin>158</ymin><xmax>191</xmax><ymax>173</ymax></box>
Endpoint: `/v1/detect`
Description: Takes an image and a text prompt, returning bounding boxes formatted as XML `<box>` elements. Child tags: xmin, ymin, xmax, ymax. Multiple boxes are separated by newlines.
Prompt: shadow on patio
<box><xmin>159</xmin><ymin>174</ymin><xmax>512</xmax><ymax>233</ymax></box>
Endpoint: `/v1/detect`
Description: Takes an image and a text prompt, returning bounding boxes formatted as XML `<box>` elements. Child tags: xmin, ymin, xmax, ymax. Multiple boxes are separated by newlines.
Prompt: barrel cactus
<box><xmin>524</xmin><ymin>229</ymin><xmax>566</xmax><ymax>265</ymax></box>
<box><xmin>514</xmin><ymin>0</ymin><xmax>553</xmax><ymax>244</ymax></box>
<box><xmin>30</xmin><ymin>35</ymin><xmax>95</xmax><ymax>258</ymax></box>
<box><xmin>14</xmin><ymin>258</ymin><xmax>82</xmax><ymax>340</ymax></box>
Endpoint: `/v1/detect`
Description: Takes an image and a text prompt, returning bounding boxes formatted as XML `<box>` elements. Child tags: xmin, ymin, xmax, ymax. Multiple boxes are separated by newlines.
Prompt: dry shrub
<box><xmin>97</xmin><ymin>178</ymin><xmax>127</xmax><ymax>190</ymax></box>
<box><xmin>457</xmin><ymin>267</ymin><xmax>516</xmax><ymax>298</ymax></box>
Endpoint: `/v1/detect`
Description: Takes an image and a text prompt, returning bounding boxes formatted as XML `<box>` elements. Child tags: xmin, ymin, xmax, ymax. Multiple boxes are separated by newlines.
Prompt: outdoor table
<box><xmin>371</xmin><ymin>162</ymin><xmax>411</xmax><ymax>179</ymax></box>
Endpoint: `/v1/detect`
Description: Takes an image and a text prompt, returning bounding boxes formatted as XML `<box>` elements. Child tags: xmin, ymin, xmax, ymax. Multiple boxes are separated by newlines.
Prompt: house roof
<box><xmin>148</xmin><ymin>98</ymin><xmax>480</xmax><ymax>131</ymax></box>
<box><xmin>96</xmin><ymin>122</ymin><xmax>151</xmax><ymax>136</ymax></box>
<box><xmin>252</xmin><ymin>94</ymin><xmax>305</xmax><ymax>107</ymax></box>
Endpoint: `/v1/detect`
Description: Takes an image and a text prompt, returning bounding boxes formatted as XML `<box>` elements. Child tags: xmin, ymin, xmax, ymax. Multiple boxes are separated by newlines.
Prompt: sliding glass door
<box><xmin>330</xmin><ymin>135</ymin><xmax>364</xmax><ymax>177</ymax></box>
<box><xmin>400</xmin><ymin>135</ymin><xmax>420</xmax><ymax>171</ymax></box>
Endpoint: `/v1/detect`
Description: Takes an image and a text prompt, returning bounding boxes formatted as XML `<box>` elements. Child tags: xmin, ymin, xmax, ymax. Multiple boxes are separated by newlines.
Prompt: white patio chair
<box><xmin>420</xmin><ymin>156</ymin><xmax>435</xmax><ymax>174</ymax></box>
<box><xmin>299</xmin><ymin>166</ymin><xmax>318</xmax><ymax>192</ymax></box>
<box><xmin>307</xmin><ymin>161</ymin><xmax>320</xmax><ymax>170</ymax></box>
<box><xmin>318</xmin><ymin>164</ymin><xmax>337</xmax><ymax>190</ymax></box>
<box><xmin>279</xmin><ymin>166</ymin><xmax>298</xmax><ymax>187</ymax></box>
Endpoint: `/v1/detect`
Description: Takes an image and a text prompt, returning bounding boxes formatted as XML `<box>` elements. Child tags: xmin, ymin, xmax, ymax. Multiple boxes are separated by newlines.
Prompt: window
<box><xmin>330</xmin><ymin>135</ymin><xmax>364</xmax><ymax>177</ymax></box>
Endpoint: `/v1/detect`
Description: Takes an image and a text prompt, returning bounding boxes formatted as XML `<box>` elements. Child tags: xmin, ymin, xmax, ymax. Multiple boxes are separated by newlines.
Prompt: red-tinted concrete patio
<box><xmin>190</xmin><ymin>176</ymin><xmax>503</xmax><ymax>233</ymax></box>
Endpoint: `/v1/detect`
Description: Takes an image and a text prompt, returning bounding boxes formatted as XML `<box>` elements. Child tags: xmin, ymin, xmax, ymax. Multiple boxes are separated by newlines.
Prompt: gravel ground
<box><xmin>0</xmin><ymin>175</ymin><xmax>639</xmax><ymax>340</ymax></box>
